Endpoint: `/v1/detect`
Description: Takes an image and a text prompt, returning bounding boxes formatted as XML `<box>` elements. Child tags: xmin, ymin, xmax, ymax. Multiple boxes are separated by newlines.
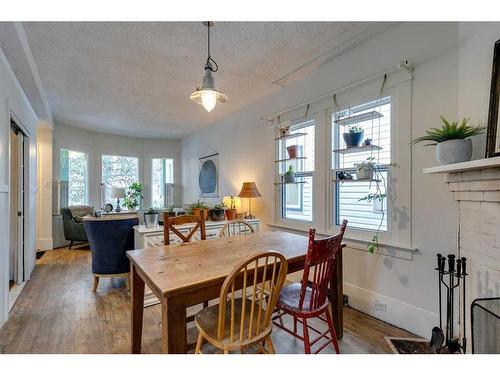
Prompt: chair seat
<box><xmin>195</xmin><ymin>298</ymin><xmax>270</xmax><ymax>348</ymax></box>
<box><xmin>277</xmin><ymin>282</ymin><xmax>317</xmax><ymax>313</ymax></box>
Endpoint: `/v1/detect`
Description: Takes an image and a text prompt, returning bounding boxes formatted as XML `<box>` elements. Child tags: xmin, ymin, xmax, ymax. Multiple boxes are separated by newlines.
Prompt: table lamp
<box><xmin>238</xmin><ymin>182</ymin><xmax>261</xmax><ymax>219</ymax></box>
<box><xmin>111</xmin><ymin>187</ymin><xmax>126</xmax><ymax>212</ymax></box>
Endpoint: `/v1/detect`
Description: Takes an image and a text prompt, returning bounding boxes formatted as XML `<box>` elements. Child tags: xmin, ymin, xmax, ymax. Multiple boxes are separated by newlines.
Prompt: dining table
<box><xmin>127</xmin><ymin>230</ymin><xmax>345</xmax><ymax>353</ymax></box>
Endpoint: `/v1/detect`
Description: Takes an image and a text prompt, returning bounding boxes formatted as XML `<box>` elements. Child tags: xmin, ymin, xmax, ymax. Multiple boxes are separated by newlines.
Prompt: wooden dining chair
<box><xmin>272</xmin><ymin>220</ymin><xmax>347</xmax><ymax>354</ymax></box>
<box><xmin>218</xmin><ymin>220</ymin><xmax>255</xmax><ymax>238</ymax></box>
<box><xmin>194</xmin><ymin>251</ymin><xmax>288</xmax><ymax>354</ymax></box>
<box><xmin>163</xmin><ymin>212</ymin><xmax>206</xmax><ymax>245</ymax></box>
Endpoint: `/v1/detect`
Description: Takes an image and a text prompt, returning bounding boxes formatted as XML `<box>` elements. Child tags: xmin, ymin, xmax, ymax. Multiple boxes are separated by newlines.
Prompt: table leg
<box><xmin>131</xmin><ymin>264</ymin><xmax>145</xmax><ymax>353</ymax></box>
<box><xmin>161</xmin><ymin>296</ymin><xmax>187</xmax><ymax>353</ymax></box>
<box><xmin>331</xmin><ymin>247</ymin><xmax>343</xmax><ymax>339</ymax></box>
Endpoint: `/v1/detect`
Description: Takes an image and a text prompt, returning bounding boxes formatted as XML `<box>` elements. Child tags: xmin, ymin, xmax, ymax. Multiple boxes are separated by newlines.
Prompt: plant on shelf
<box><xmin>355</xmin><ymin>157</ymin><xmax>376</xmax><ymax>180</ymax></box>
<box><xmin>356</xmin><ymin>159</ymin><xmax>398</xmax><ymax>254</ymax></box>
<box><xmin>283</xmin><ymin>164</ymin><xmax>295</xmax><ymax>183</ymax></box>
<box><xmin>187</xmin><ymin>199</ymin><xmax>209</xmax><ymax>220</ymax></box>
<box><xmin>123</xmin><ymin>182</ymin><xmax>144</xmax><ymax>210</ymax></box>
<box><xmin>144</xmin><ymin>207</ymin><xmax>160</xmax><ymax>228</ymax></box>
<box><xmin>210</xmin><ymin>201</ymin><xmax>226</xmax><ymax>222</ymax></box>
<box><xmin>343</xmin><ymin>125</ymin><xmax>364</xmax><ymax>148</ymax></box>
<box><xmin>411</xmin><ymin>116</ymin><xmax>485</xmax><ymax>165</ymax></box>
<box><xmin>225</xmin><ymin>196</ymin><xmax>238</xmax><ymax>220</ymax></box>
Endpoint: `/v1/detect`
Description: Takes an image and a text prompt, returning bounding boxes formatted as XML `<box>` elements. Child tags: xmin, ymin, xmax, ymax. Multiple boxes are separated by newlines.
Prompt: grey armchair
<box><xmin>60</xmin><ymin>205</ymin><xmax>95</xmax><ymax>248</ymax></box>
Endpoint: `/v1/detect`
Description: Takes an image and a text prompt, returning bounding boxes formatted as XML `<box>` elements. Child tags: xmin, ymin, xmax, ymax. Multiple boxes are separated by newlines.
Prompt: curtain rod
<box><xmin>262</xmin><ymin>60</ymin><xmax>413</xmax><ymax>123</ymax></box>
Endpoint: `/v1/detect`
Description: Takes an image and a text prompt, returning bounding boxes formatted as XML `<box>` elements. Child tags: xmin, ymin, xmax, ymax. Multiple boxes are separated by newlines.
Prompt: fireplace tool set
<box><xmin>430</xmin><ymin>253</ymin><xmax>467</xmax><ymax>353</ymax></box>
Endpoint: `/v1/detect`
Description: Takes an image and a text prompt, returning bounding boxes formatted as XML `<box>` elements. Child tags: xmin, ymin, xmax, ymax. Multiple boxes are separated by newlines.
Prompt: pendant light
<box><xmin>190</xmin><ymin>21</ymin><xmax>228</xmax><ymax>112</ymax></box>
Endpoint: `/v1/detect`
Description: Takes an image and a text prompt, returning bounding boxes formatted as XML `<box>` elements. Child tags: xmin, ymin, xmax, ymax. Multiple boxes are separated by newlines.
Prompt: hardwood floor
<box><xmin>0</xmin><ymin>247</ymin><xmax>417</xmax><ymax>354</ymax></box>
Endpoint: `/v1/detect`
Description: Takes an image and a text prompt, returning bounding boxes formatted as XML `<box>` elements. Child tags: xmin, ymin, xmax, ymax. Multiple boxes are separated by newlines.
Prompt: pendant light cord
<box><xmin>205</xmin><ymin>22</ymin><xmax>219</xmax><ymax>72</ymax></box>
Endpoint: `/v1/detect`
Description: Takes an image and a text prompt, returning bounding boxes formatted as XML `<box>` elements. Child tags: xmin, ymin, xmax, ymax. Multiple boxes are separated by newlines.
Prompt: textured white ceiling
<box><xmin>22</xmin><ymin>22</ymin><xmax>394</xmax><ymax>138</ymax></box>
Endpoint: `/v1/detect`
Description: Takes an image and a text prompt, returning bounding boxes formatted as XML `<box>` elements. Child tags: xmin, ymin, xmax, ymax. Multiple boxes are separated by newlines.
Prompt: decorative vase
<box><xmin>343</xmin><ymin>131</ymin><xmax>364</xmax><ymax>148</ymax></box>
<box><xmin>287</xmin><ymin>145</ymin><xmax>298</xmax><ymax>159</ymax></box>
<box><xmin>144</xmin><ymin>213</ymin><xmax>159</xmax><ymax>228</ymax></box>
<box><xmin>209</xmin><ymin>208</ymin><xmax>226</xmax><ymax>221</ymax></box>
<box><xmin>225</xmin><ymin>208</ymin><xmax>237</xmax><ymax>220</ymax></box>
<box><xmin>355</xmin><ymin>164</ymin><xmax>374</xmax><ymax>180</ymax></box>
<box><xmin>284</xmin><ymin>172</ymin><xmax>295</xmax><ymax>183</ymax></box>
<box><xmin>436</xmin><ymin>139</ymin><xmax>472</xmax><ymax>165</ymax></box>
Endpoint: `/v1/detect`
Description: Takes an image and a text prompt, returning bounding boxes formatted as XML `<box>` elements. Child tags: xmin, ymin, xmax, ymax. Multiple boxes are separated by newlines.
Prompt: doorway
<box><xmin>9</xmin><ymin>118</ymin><xmax>26</xmax><ymax>295</ymax></box>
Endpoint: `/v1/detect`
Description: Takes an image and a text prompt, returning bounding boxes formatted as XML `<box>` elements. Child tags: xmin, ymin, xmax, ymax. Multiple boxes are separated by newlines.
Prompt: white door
<box><xmin>16</xmin><ymin>132</ymin><xmax>24</xmax><ymax>282</ymax></box>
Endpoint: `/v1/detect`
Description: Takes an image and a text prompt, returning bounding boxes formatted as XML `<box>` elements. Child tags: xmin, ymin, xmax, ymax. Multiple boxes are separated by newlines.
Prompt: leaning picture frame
<box><xmin>486</xmin><ymin>38</ymin><xmax>500</xmax><ymax>157</ymax></box>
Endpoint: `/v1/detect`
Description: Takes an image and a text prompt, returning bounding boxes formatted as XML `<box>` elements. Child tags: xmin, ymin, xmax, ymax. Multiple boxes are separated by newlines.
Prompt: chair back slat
<box><xmin>219</xmin><ymin>220</ymin><xmax>255</xmax><ymax>238</ymax></box>
<box><xmin>218</xmin><ymin>251</ymin><xmax>288</xmax><ymax>344</ymax></box>
<box><xmin>299</xmin><ymin>220</ymin><xmax>347</xmax><ymax>311</ymax></box>
<box><xmin>163</xmin><ymin>212</ymin><xmax>206</xmax><ymax>245</ymax></box>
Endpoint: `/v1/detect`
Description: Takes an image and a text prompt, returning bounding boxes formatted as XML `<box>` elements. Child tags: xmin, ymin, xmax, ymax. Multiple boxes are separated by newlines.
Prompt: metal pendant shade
<box><xmin>190</xmin><ymin>22</ymin><xmax>227</xmax><ymax>112</ymax></box>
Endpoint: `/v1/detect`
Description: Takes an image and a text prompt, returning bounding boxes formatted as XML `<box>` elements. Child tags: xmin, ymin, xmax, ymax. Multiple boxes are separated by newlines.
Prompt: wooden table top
<box><xmin>126</xmin><ymin>231</ymin><xmax>309</xmax><ymax>299</ymax></box>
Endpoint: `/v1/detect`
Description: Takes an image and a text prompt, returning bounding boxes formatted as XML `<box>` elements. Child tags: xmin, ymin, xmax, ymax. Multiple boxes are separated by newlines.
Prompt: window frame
<box><xmin>151</xmin><ymin>158</ymin><xmax>174</xmax><ymax>209</ymax></box>
<box><xmin>101</xmin><ymin>153</ymin><xmax>140</xmax><ymax>205</ymax></box>
<box><xmin>59</xmin><ymin>147</ymin><xmax>90</xmax><ymax>208</ymax></box>
<box><xmin>331</xmin><ymin>96</ymin><xmax>392</xmax><ymax>233</ymax></box>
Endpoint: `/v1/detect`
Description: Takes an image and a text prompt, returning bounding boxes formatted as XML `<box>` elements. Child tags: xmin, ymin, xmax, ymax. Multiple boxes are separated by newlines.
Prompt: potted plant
<box><xmin>144</xmin><ymin>207</ymin><xmax>160</xmax><ymax>228</ymax></box>
<box><xmin>411</xmin><ymin>116</ymin><xmax>485</xmax><ymax>165</ymax></box>
<box><xmin>343</xmin><ymin>125</ymin><xmax>364</xmax><ymax>148</ymax></box>
<box><xmin>124</xmin><ymin>182</ymin><xmax>144</xmax><ymax>210</ymax></box>
<box><xmin>286</xmin><ymin>145</ymin><xmax>298</xmax><ymax>159</ymax></box>
<box><xmin>188</xmin><ymin>199</ymin><xmax>209</xmax><ymax>220</ymax></box>
<box><xmin>225</xmin><ymin>196</ymin><xmax>238</xmax><ymax>220</ymax></box>
<box><xmin>283</xmin><ymin>165</ymin><xmax>295</xmax><ymax>183</ymax></box>
<box><xmin>210</xmin><ymin>201</ymin><xmax>226</xmax><ymax>221</ymax></box>
<box><xmin>355</xmin><ymin>157</ymin><xmax>376</xmax><ymax>180</ymax></box>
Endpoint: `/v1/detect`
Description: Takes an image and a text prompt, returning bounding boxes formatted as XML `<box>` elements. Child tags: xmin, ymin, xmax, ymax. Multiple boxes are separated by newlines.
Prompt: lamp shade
<box><xmin>111</xmin><ymin>187</ymin><xmax>126</xmax><ymax>199</ymax></box>
<box><xmin>238</xmin><ymin>182</ymin><xmax>261</xmax><ymax>198</ymax></box>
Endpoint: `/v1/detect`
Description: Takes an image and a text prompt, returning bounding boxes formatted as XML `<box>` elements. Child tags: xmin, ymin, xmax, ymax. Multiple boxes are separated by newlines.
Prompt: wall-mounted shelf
<box><xmin>332</xmin><ymin>178</ymin><xmax>381</xmax><ymax>183</ymax></box>
<box><xmin>332</xmin><ymin>144</ymin><xmax>382</xmax><ymax>154</ymax></box>
<box><xmin>273</xmin><ymin>181</ymin><xmax>307</xmax><ymax>186</ymax></box>
<box><xmin>274</xmin><ymin>156</ymin><xmax>307</xmax><ymax>163</ymax></box>
<box><xmin>335</xmin><ymin>111</ymin><xmax>383</xmax><ymax>126</ymax></box>
<box><xmin>275</xmin><ymin>133</ymin><xmax>307</xmax><ymax>141</ymax></box>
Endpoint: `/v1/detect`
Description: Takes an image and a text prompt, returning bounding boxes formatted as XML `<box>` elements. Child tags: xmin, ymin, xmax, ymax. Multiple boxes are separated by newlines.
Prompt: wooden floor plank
<box><xmin>0</xmin><ymin>247</ymin><xmax>417</xmax><ymax>354</ymax></box>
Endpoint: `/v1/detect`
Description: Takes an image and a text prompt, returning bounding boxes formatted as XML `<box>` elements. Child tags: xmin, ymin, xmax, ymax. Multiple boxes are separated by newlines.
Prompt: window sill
<box><xmin>267</xmin><ymin>223</ymin><xmax>417</xmax><ymax>260</ymax></box>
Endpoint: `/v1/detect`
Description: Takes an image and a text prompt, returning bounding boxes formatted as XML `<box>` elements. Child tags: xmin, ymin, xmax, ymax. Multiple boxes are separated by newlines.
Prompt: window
<box><xmin>332</xmin><ymin>97</ymin><xmax>391</xmax><ymax>231</ymax></box>
<box><xmin>102</xmin><ymin>155</ymin><xmax>139</xmax><ymax>204</ymax></box>
<box><xmin>59</xmin><ymin>148</ymin><xmax>88</xmax><ymax>207</ymax></box>
<box><xmin>279</xmin><ymin>120</ymin><xmax>315</xmax><ymax>221</ymax></box>
<box><xmin>151</xmin><ymin>158</ymin><xmax>174</xmax><ymax>208</ymax></box>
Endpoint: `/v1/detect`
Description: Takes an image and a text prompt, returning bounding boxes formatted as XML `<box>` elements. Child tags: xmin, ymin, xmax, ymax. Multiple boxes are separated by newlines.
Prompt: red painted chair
<box><xmin>272</xmin><ymin>220</ymin><xmax>347</xmax><ymax>354</ymax></box>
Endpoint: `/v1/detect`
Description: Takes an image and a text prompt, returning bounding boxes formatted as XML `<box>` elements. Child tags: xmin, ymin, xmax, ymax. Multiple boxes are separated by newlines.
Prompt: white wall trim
<box><xmin>344</xmin><ymin>282</ymin><xmax>437</xmax><ymax>338</ymax></box>
<box><xmin>37</xmin><ymin>237</ymin><xmax>53</xmax><ymax>252</ymax></box>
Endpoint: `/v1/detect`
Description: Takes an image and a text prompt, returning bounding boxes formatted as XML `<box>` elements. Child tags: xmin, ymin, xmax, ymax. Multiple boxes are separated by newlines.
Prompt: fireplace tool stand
<box><xmin>431</xmin><ymin>253</ymin><xmax>467</xmax><ymax>353</ymax></box>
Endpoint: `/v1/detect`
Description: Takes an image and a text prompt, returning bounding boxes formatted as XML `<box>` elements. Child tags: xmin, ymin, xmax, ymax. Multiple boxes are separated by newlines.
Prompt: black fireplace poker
<box><xmin>431</xmin><ymin>253</ymin><xmax>467</xmax><ymax>354</ymax></box>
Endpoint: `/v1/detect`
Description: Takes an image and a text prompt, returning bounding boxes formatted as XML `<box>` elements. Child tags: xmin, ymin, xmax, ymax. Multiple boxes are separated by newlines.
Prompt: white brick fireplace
<box><xmin>425</xmin><ymin>157</ymin><xmax>500</xmax><ymax>350</ymax></box>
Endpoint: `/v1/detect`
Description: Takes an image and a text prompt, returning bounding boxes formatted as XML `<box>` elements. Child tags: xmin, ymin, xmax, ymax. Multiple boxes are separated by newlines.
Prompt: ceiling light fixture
<box><xmin>190</xmin><ymin>21</ymin><xmax>228</xmax><ymax>112</ymax></box>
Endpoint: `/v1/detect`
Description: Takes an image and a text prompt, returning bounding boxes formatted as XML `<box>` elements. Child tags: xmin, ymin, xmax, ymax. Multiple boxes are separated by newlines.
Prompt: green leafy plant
<box><xmin>347</xmin><ymin>125</ymin><xmax>363</xmax><ymax>133</ymax></box>
<box><xmin>285</xmin><ymin>165</ymin><xmax>294</xmax><ymax>175</ymax></box>
<box><xmin>186</xmin><ymin>199</ymin><xmax>209</xmax><ymax>214</ymax></box>
<box><xmin>124</xmin><ymin>182</ymin><xmax>144</xmax><ymax>209</ymax></box>
<box><xmin>227</xmin><ymin>196</ymin><xmax>237</xmax><ymax>209</ymax></box>
<box><xmin>145</xmin><ymin>207</ymin><xmax>160</xmax><ymax>215</ymax></box>
<box><xmin>213</xmin><ymin>201</ymin><xmax>226</xmax><ymax>210</ymax></box>
<box><xmin>411</xmin><ymin>117</ymin><xmax>485</xmax><ymax>146</ymax></box>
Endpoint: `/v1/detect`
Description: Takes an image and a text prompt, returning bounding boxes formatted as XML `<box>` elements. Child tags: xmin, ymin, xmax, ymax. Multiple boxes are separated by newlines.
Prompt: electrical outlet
<box><xmin>373</xmin><ymin>300</ymin><xmax>387</xmax><ymax>312</ymax></box>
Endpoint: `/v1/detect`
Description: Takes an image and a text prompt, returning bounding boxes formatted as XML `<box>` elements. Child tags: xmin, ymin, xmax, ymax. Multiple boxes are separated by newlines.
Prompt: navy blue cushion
<box><xmin>84</xmin><ymin>217</ymin><xmax>139</xmax><ymax>275</ymax></box>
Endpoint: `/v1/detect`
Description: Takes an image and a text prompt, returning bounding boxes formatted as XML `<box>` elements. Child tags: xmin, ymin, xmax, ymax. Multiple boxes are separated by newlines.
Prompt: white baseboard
<box><xmin>37</xmin><ymin>237</ymin><xmax>53</xmax><ymax>251</ymax></box>
<box><xmin>344</xmin><ymin>283</ymin><xmax>437</xmax><ymax>339</ymax></box>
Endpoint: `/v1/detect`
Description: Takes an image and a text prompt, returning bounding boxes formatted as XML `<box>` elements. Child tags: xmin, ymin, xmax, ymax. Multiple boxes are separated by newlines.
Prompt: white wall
<box><xmin>0</xmin><ymin>47</ymin><xmax>39</xmax><ymax>328</ymax></box>
<box><xmin>37</xmin><ymin>128</ymin><xmax>53</xmax><ymax>251</ymax></box>
<box><xmin>182</xmin><ymin>23</ymin><xmax>465</xmax><ymax>337</ymax></box>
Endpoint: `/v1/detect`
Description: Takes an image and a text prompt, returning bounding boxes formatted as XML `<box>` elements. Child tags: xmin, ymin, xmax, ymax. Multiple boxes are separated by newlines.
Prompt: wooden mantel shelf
<box><xmin>423</xmin><ymin>156</ymin><xmax>500</xmax><ymax>174</ymax></box>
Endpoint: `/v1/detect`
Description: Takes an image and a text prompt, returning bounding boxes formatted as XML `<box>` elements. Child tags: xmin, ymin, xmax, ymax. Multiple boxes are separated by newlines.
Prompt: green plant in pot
<box><xmin>283</xmin><ymin>165</ymin><xmax>295</xmax><ymax>183</ymax></box>
<box><xmin>411</xmin><ymin>116</ymin><xmax>485</xmax><ymax>165</ymax></box>
<box><xmin>144</xmin><ymin>207</ymin><xmax>160</xmax><ymax>228</ymax></box>
<box><xmin>225</xmin><ymin>196</ymin><xmax>238</xmax><ymax>220</ymax></box>
<box><xmin>187</xmin><ymin>199</ymin><xmax>209</xmax><ymax>220</ymax></box>
<box><xmin>124</xmin><ymin>182</ymin><xmax>144</xmax><ymax>210</ymax></box>
<box><xmin>210</xmin><ymin>201</ymin><xmax>226</xmax><ymax>222</ymax></box>
<box><xmin>355</xmin><ymin>157</ymin><xmax>376</xmax><ymax>180</ymax></box>
<box><xmin>343</xmin><ymin>125</ymin><xmax>364</xmax><ymax>148</ymax></box>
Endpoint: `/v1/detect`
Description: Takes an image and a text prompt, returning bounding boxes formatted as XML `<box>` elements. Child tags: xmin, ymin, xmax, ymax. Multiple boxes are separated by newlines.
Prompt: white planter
<box><xmin>436</xmin><ymin>139</ymin><xmax>472</xmax><ymax>165</ymax></box>
<box><xmin>355</xmin><ymin>164</ymin><xmax>374</xmax><ymax>180</ymax></box>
